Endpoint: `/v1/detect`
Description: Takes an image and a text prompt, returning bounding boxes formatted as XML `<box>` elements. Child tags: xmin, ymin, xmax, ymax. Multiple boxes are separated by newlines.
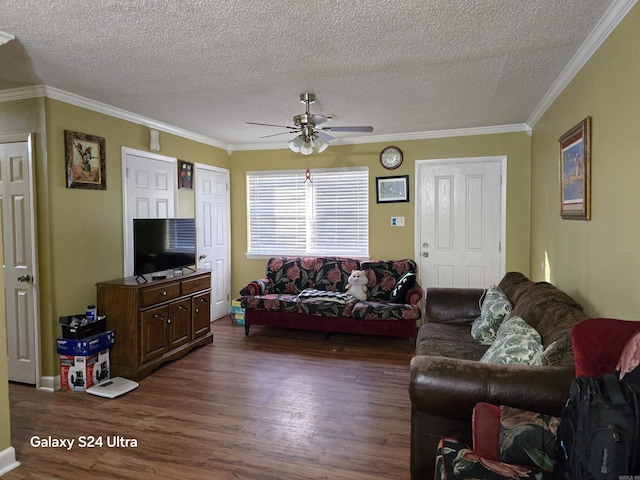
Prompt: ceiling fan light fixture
<box><xmin>300</xmin><ymin>140</ymin><xmax>313</xmax><ymax>155</ymax></box>
<box><xmin>289</xmin><ymin>135</ymin><xmax>304</xmax><ymax>153</ymax></box>
<box><xmin>312</xmin><ymin>136</ymin><xmax>328</xmax><ymax>153</ymax></box>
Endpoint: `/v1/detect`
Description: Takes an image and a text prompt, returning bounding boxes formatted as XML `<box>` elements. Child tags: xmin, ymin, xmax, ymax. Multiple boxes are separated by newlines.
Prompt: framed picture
<box><xmin>376</xmin><ymin>175</ymin><xmax>409</xmax><ymax>203</ymax></box>
<box><xmin>559</xmin><ymin>117</ymin><xmax>591</xmax><ymax>220</ymax></box>
<box><xmin>179</xmin><ymin>160</ymin><xmax>193</xmax><ymax>189</ymax></box>
<box><xmin>65</xmin><ymin>130</ymin><xmax>106</xmax><ymax>190</ymax></box>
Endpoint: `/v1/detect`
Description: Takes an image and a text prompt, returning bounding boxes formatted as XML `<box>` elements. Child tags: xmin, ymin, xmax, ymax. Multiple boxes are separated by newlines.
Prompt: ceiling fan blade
<box><xmin>322</xmin><ymin>126</ymin><xmax>374</xmax><ymax>133</ymax></box>
<box><xmin>315</xmin><ymin>131</ymin><xmax>334</xmax><ymax>142</ymax></box>
<box><xmin>260</xmin><ymin>131</ymin><xmax>298</xmax><ymax>139</ymax></box>
<box><xmin>310</xmin><ymin>115</ymin><xmax>331</xmax><ymax>126</ymax></box>
<box><xmin>246</xmin><ymin>121</ymin><xmax>297</xmax><ymax>130</ymax></box>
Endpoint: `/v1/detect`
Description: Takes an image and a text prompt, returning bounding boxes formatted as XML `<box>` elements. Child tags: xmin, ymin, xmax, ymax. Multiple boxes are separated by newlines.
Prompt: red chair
<box><xmin>434</xmin><ymin>318</ymin><xmax>640</xmax><ymax>480</ymax></box>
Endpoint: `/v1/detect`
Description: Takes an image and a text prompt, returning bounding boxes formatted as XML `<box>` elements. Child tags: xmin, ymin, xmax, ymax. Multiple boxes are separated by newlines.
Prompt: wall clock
<box><xmin>380</xmin><ymin>146</ymin><xmax>403</xmax><ymax>170</ymax></box>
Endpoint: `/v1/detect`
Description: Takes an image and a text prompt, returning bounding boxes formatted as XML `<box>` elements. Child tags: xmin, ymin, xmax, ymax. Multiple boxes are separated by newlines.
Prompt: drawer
<box><xmin>141</xmin><ymin>282</ymin><xmax>181</xmax><ymax>307</ymax></box>
<box><xmin>182</xmin><ymin>275</ymin><xmax>210</xmax><ymax>295</ymax></box>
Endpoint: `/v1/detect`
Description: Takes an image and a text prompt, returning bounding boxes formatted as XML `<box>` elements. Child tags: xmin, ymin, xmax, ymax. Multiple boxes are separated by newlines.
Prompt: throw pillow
<box><xmin>389</xmin><ymin>272</ymin><xmax>416</xmax><ymax>303</ymax></box>
<box><xmin>471</xmin><ymin>285</ymin><xmax>512</xmax><ymax>344</ymax></box>
<box><xmin>479</xmin><ymin>317</ymin><xmax>547</xmax><ymax>365</ymax></box>
<box><xmin>617</xmin><ymin>330</ymin><xmax>640</xmax><ymax>385</ymax></box>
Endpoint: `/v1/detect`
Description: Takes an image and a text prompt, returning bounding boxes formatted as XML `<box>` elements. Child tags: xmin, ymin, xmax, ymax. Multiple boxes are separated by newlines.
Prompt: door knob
<box><xmin>17</xmin><ymin>274</ymin><xmax>32</xmax><ymax>282</ymax></box>
<box><xmin>422</xmin><ymin>242</ymin><xmax>429</xmax><ymax>248</ymax></box>
<box><xmin>199</xmin><ymin>254</ymin><xmax>207</xmax><ymax>260</ymax></box>
<box><xmin>422</xmin><ymin>252</ymin><xmax>429</xmax><ymax>258</ymax></box>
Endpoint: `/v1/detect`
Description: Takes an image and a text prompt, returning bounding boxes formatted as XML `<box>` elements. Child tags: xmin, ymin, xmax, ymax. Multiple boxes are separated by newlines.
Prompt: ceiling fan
<box><xmin>247</xmin><ymin>93</ymin><xmax>373</xmax><ymax>155</ymax></box>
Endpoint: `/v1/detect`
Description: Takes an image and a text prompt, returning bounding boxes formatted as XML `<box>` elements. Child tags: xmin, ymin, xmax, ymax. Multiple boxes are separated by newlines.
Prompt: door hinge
<box><xmin>126</xmin><ymin>167</ymin><xmax>130</xmax><ymax>178</ymax></box>
<box><xmin>226</xmin><ymin>182</ymin><xmax>229</xmax><ymax>191</ymax></box>
<box><xmin>499</xmin><ymin>242</ymin><xmax>502</xmax><ymax>252</ymax></box>
<box><xmin>499</xmin><ymin>174</ymin><xmax>503</xmax><ymax>185</ymax></box>
<box><xmin>227</xmin><ymin>293</ymin><xmax>230</xmax><ymax>301</ymax></box>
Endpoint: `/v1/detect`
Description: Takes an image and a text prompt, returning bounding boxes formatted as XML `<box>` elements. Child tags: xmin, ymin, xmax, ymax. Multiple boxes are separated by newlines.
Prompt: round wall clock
<box><xmin>380</xmin><ymin>146</ymin><xmax>403</xmax><ymax>170</ymax></box>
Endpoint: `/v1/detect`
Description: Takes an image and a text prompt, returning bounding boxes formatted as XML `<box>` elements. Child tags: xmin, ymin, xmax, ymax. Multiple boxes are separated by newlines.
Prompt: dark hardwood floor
<box><xmin>6</xmin><ymin>318</ymin><xmax>415</xmax><ymax>479</ymax></box>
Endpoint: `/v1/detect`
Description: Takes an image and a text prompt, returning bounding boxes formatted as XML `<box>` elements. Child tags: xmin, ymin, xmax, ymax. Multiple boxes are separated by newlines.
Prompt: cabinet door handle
<box><xmin>167</xmin><ymin>318</ymin><xmax>171</xmax><ymax>324</ymax></box>
<box><xmin>153</xmin><ymin>314</ymin><xmax>164</xmax><ymax>320</ymax></box>
<box><xmin>179</xmin><ymin>305</ymin><xmax>188</xmax><ymax>311</ymax></box>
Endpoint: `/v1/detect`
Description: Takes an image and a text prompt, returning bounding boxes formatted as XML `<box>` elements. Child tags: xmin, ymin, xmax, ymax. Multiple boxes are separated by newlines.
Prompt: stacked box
<box><xmin>57</xmin><ymin>330</ymin><xmax>114</xmax><ymax>392</ymax></box>
<box><xmin>231</xmin><ymin>299</ymin><xmax>245</xmax><ymax>325</ymax></box>
<box><xmin>59</xmin><ymin>349</ymin><xmax>110</xmax><ymax>392</ymax></box>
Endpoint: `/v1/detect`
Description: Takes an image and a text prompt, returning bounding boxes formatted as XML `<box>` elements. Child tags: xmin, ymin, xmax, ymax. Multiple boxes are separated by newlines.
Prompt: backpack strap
<box><xmin>602</xmin><ymin>373</ymin><xmax>628</xmax><ymax>407</ymax></box>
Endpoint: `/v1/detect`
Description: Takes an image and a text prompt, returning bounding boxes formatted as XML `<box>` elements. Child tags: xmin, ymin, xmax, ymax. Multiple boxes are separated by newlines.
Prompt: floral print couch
<box><xmin>238</xmin><ymin>256</ymin><xmax>422</xmax><ymax>340</ymax></box>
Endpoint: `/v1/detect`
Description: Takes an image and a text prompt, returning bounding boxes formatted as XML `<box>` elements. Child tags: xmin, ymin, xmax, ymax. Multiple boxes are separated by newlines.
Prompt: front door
<box><xmin>0</xmin><ymin>135</ymin><xmax>40</xmax><ymax>385</ymax></box>
<box><xmin>416</xmin><ymin>157</ymin><xmax>505</xmax><ymax>289</ymax></box>
<box><xmin>195</xmin><ymin>164</ymin><xmax>230</xmax><ymax>321</ymax></box>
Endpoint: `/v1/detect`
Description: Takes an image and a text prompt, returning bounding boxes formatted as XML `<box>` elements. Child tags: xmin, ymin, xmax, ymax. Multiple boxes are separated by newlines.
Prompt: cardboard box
<box><xmin>59</xmin><ymin>315</ymin><xmax>106</xmax><ymax>339</ymax></box>
<box><xmin>56</xmin><ymin>330</ymin><xmax>115</xmax><ymax>356</ymax></box>
<box><xmin>60</xmin><ymin>349</ymin><xmax>110</xmax><ymax>392</ymax></box>
<box><xmin>232</xmin><ymin>299</ymin><xmax>245</xmax><ymax>325</ymax></box>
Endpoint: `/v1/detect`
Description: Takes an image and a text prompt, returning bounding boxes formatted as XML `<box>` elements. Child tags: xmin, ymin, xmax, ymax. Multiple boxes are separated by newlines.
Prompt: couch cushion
<box><xmin>507</xmin><ymin>280</ymin><xmax>587</xmax><ymax>366</ymax></box>
<box><xmin>361</xmin><ymin>259</ymin><xmax>417</xmax><ymax>301</ymax></box>
<box><xmin>313</xmin><ymin>257</ymin><xmax>360</xmax><ymax>292</ymax></box>
<box><xmin>416</xmin><ymin>322</ymin><xmax>488</xmax><ymax>360</ymax></box>
<box><xmin>265</xmin><ymin>257</ymin><xmax>316</xmax><ymax>294</ymax></box>
<box><xmin>351</xmin><ymin>300</ymin><xmax>419</xmax><ymax>321</ymax></box>
<box><xmin>298</xmin><ymin>297</ymin><xmax>355</xmax><ymax>317</ymax></box>
<box><xmin>471</xmin><ymin>285</ymin><xmax>512</xmax><ymax>344</ymax></box>
<box><xmin>240</xmin><ymin>293</ymin><xmax>299</xmax><ymax>312</ymax></box>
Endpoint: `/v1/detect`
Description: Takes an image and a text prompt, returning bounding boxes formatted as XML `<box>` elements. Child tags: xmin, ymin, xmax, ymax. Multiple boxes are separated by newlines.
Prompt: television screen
<box><xmin>133</xmin><ymin>218</ymin><xmax>196</xmax><ymax>276</ymax></box>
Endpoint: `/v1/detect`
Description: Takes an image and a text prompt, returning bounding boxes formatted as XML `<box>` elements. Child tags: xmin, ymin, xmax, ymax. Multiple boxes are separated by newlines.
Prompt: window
<box><xmin>247</xmin><ymin>167</ymin><xmax>369</xmax><ymax>257</ymax></box>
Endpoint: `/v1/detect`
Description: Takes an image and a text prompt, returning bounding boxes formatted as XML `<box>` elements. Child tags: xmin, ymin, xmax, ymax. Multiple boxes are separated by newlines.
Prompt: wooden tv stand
<box><xmin>96</xmin><ymin>270</ymin><xmax>213</xmax><ymax>381</ymax></box>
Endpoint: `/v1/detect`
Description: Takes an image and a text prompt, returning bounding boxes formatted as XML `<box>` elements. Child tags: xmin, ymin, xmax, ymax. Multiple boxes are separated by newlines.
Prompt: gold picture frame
<box><xmin>65</xmin><ymin>130</ymin><xmax>106</xmax><ymax>190</ymax></box>
<box><xmin>559</xmin><ymin>117</ymin><xmax>591</xmax><ymax>220</ymax></box>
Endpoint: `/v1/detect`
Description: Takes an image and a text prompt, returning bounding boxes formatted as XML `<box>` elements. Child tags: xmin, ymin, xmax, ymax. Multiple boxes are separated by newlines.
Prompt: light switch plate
<box><xmin>391</xmin><ymin>216</ymin><xmax>405</xmax><ymax>227</ymax></box>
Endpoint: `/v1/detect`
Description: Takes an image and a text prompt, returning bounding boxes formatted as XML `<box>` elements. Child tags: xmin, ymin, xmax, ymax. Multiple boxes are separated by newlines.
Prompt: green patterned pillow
<box><xmin>495</xmin><ymin>315</ymin><xmax>535</xmax><ymax>339</ymax></box>
<box><xmin>471</xmin><ymin>285</ymin><xmax>512</xmax><ymax>344</ymax></box>
<box><xmin>479</xmin><ymin>316</ymin><xmax>549</xmax><ymax>365</ymax></box>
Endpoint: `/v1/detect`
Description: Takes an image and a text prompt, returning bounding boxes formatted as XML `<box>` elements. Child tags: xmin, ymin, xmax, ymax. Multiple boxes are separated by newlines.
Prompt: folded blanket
<box><xmin>298</xmin><ymin>289</ymin><xmax>357</xmax><ymax>304</ymax></box>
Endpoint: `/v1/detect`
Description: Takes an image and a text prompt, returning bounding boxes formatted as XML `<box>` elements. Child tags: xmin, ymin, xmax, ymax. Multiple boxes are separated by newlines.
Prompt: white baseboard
<box><xmin>0</xmin><ymin>446</ymin><xmax>20</xmax><ymax>476</ymax></box>
<box><xmin>39</xmin><ymin>375</ymin><xmax>60</xmax><ymax>392</ymax></box>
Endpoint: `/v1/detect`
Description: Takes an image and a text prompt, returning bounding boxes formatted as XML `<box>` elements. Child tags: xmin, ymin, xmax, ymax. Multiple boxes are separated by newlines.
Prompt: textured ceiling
<box><xmin>0</xmin><ymin>0</ymin><xmax>622</xmax><ymax>150</ymax></box>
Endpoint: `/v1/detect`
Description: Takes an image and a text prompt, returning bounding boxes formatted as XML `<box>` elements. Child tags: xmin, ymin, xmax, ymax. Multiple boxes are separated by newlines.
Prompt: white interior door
<box><xmin>122</xmin><ymin>147</ymin><xmax>177</xmax><ymax>277</ymax></box>
<box><xmin>416</xmin><ymin>157</ymin><xmax>505</xmax><ymax>289</ymax></box>
<box><xmin>195</xmin><ymin>164</ymin><xmax>230</xmax><ymax>321</ymax></box>
<box><xmin>0</xmin><ymin>135</ymin><xmax>40</xmax><ymax>385</ymax></box>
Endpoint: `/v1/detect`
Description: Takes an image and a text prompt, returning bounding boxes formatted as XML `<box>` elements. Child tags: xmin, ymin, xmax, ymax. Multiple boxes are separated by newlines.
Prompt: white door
<box><xmin>0</xmin><ymin>135</ymin><xmax>40</xmax><ymax>385</ymax></box>
<box><xmin>122</xmin><ymin>147</ymin><xmax>177</xmax><ymax>277</ymax></box>
<box><xmin>416</xmin><ymin>157</ymin><xmax>505</xmax><ymax>289</ymax></box>
<box><xmin>195</xmin><ymin>164</ymin><xmax>230</xmax><ymax>321</ymax></box>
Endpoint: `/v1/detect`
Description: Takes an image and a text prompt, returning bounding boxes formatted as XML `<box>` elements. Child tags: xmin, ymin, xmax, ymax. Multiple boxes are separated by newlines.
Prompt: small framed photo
<box><xmin>65</xmin><ymin>130</ymin><xmax>106</xmax><ymax>190</ymax></box>
<box><xmin>559</xmin><ymin>117</ymin><xmax>591</xmax><ymax>220</ymax></box>
<box><xmin>179</xmin><ymin>160</ymin><xmax>193</xmax><ymax>189</ymax></box>
<box><xmin>376</xmin><ymin>175</ymin><xmax>409</xmax><ymax>203</ymax></box>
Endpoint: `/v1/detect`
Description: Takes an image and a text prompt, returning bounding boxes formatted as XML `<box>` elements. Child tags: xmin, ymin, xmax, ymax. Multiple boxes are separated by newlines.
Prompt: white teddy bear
<box><xmin>346</xmin><ymin>269</ymin><xmax>368</xmax><ymax>301</ymax></box>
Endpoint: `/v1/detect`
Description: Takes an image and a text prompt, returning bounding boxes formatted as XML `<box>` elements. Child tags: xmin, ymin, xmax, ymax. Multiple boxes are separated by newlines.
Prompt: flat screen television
<box><xmin>133</xmin><ymin>218</ymin><xmax>196</xmax><ymax>277</ymax></box>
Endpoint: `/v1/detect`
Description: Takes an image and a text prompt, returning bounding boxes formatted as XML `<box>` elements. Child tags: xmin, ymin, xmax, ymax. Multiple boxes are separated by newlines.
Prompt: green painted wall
<box><xmin>530</xmin><ymin>3</ymin><xmax>640</xmax><ymax>318</ymax></box>
<box><xmin>229</xmin><ymin>131</ymin><xmax>531</xmax><ymax>297</ymax></box>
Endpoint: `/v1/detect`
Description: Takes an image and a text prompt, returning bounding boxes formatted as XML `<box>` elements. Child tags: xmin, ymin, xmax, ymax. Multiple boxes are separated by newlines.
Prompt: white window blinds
<box><xmin>247</xmin><ymin>167</ymin><xmax>369</xmax><ymax>257</ymax></box>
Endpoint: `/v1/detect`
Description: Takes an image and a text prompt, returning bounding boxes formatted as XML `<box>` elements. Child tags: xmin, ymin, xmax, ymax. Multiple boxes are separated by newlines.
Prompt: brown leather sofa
<box><xmin>408</xmin><ymin>272</ymin><xmax>589</xmax><ymax>479</ymax></box>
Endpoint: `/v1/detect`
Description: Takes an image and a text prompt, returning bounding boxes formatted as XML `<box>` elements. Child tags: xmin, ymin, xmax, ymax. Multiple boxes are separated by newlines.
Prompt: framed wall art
<box><xmin>65</xmin><ymin>130</ymin><xmax>106</xmax><ymax>190</ymax></box>
<box><xmin>376</xmin><ymin>175</ymin><xmax>409</xmax><ymax>203</ymax></box>
<box><xmin>559</xmin><ymin>116</ymin><xmax>591</xmax><ymax>220</ymax></box>
<box><xmin>179</xmin><ymin>160</ymin><xmax>193</xmax><ymax>189</ymax></box>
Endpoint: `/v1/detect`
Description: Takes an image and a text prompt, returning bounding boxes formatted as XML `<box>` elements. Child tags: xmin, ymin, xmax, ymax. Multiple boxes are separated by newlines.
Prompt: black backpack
<box><xmin>555</xmin><ymin>374</ymin><xmax>640</xmax><ymax>479</ymax></box>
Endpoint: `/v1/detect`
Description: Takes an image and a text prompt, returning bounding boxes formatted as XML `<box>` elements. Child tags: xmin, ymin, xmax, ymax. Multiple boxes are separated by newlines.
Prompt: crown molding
<box><xmin>232</xmin><ymin>123</ymin><xmax>532</xmax><ymax>151</ymax></box>
<box><xmin>528</xmin><ymin>0</ymin><xmax>637</xmax><ymax>128</ymax></box>
<box><xmin>0</xmin><ymin>84</ymin><xmax>232</xmax><ymax>151</ymax></box>
<box><xmin>43</xmin><ymin>86</ymin><xmax>232</xmax><ymax>151</ymax></box>
<box><xmin>0</xmin><ymin>30</ymin><xmax>15</xmax><ymax>45</ymax></box>
<box><xmin>0</xmin><ymin>85</ymin><xmax>46</xmax><ymax>101</ymax></box>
